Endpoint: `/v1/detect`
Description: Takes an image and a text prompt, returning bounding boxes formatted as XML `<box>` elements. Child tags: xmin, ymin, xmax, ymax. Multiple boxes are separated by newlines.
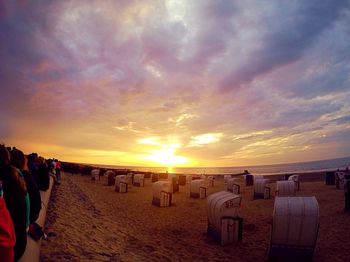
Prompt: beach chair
<box><xmin>115</xmin><ymin>175</ymin><xmax>128</xmax><ymax>193</ymax></box>
<box><xmin>207</xmin><ymin>176</ymin><xmax>215</xmax><ymax>187</ymax></box>
<box><xmin>345</xmin><ymin>180</ymin><xmax>350</xmax><ymax>212</ymax></box>
<box><xmin>186</xmin><ymin>174</ymin><xmax>192</xmax><ymax>183</ymax></box>
<box><xmin>159</xmin><ymin>172</ymin><xmax>168</xmax><ymax>179</ymax></box>
<box><xmin>244</xmin><ymin>174</ymin><xmax>254</xmax><ymax>186</ymax></box>
<box><xmin>275</xmin><ymin>181</ymin><xmax>297</xmax><ymax>197</ymax></box>
<box><xmin>325</xmin><ymin>171</ymin><xmax>336</xmax><ymax>185</ymax></box>
<box><xmin>126</xmin><ymin>173</ymin><xmax>134</xmax><ymax>185</ymax></box>
<box><xmin>335</xmin><ymin>172</ymin><xmax>346</xmax><ymax>189</ymax></box>
<box><xmin>143</xmin><ymin>172</ymin><xmax>151</xmax><ymax>179</ymax></box>
<box><xmin>227</xmin><ymin>178</ymin><xmax>240</xmax><ymax>195</ymax></box>
<box><xmin>151</xmin><ymin>173</ymin><xmax>159</xmax><ymax>183</ymax></box>
<box><xmin>91</xmin><ymin>169</ymin><xmax>100</xmax><ymax>181</ymax></box>
<box><xmin>104</xmin><ymin>170</ymin><xmax>115</xmax><ymax>186</ymax></box>
<box><xmin>288</xmin><ymin>175</ymin><xmax>300</xmax><ymax>191</ymax></box>
<box><xmin>133</xmin><ymin>173</ymin><xmax>145</xmax><ymax>187</ymax></box>
<box><xmin>152</xmin><ymin>181</ymin><xmax>172</xmax><ymax>207</ymax></box>
<box><xmin>206</xmin><ymin>191</ymin><xmax>243</xmax><ymax>245</ymax></box>
<box><xmin>269</xmin><ymin>197</ymin><xmax>319</xmax><ymax>261</ymax></box>
<box><xmin>253</xmin><ymin>179</ymin><xmax>271</xmax><ymax>199</ymax></box>
<box><xmin>224</xmin><ymin>175</ymin><xmax>232</xmax><ymax>184</ymax></box>
<box><xmin>254</xmin><ymin>175</ymin><xmax>264</xmax><ymax>182</ymax></box>
<box><xmin>178</xmin><ymin>175</ymin><xmax>186</xmax><ymax>185</ymax></box>
<box><xmin>102</xmin><ymin>170</ymin><xmax>115</xmax><ymax>186</ymax></box>
<box><xmin>168</xmin><ymin>174</ymin><xmax>179</xmax><ymax>193</ymax></box>
<box><xmin>190</xmin><ymin>179</ymin><xmax>207</xmax><ymax>199</ymax></box>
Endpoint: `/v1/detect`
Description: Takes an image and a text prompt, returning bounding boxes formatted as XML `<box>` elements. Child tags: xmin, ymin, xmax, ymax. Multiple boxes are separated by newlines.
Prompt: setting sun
<box><xmin>144</xmin><ymin>147</ymin><xmax>188</xmax><ymax>166</ymax></box>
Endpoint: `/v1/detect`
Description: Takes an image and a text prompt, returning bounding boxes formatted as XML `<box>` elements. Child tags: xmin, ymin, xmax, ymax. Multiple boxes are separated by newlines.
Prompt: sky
<box><xmin>1</xmin><ymin>0</ymin><xmax>350</xmax><ymax>167</ymax></box>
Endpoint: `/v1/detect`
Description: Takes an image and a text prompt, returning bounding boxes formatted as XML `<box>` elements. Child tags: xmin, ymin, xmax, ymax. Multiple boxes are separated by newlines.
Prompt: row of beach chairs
<box><xmin>225</xmin><ymin>175</ymin><xmax>300</xmax><ymax>199</ymax></box>
<box><xmin>90</xmin><ymin>169</ymin><xmax>320</xmax><ymax>261</ymax></box>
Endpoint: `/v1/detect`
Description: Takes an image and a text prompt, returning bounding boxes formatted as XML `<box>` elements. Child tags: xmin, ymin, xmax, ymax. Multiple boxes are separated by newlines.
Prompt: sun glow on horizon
<box><xmin>137</xmin><ymin>136</ymin><xmax>191</xmax><ymax>166</ymax></box>
<box><xmin>144</xmin><ymin>147</ymin><xmax>189</xmax><ymax>166</ymax></box>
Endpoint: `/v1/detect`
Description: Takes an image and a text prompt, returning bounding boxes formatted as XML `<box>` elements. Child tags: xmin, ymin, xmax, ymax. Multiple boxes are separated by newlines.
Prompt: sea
<box><xmin>94</xmin><ymin>156</ymin><xmax>350</xmax><ymax>176</ymax></box>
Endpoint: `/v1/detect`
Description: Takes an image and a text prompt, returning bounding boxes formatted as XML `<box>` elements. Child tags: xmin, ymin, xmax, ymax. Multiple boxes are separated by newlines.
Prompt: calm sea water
<box><xmin>95</xmin><ymin>156</ymin><xmax>350</xmax><ymax>176</ymax></box>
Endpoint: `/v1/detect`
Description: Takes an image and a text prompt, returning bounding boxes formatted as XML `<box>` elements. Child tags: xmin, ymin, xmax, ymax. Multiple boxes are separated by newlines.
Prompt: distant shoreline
<box><xmin>64</xmin><ymin>155</ymin><xmax>350</xmax><ymax>177</ymax></box>
<box><xmin>61</xmin><ymin>161</ymin><xmax>349</xmax><ymax>183</ymax></box>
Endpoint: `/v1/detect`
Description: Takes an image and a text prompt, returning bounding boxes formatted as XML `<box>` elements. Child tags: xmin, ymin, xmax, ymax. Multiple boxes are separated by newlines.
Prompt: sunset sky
<box><xmin>1</xmin><ymin>0</ymin><xmax>350</xmax><ymax>167</ymax></box>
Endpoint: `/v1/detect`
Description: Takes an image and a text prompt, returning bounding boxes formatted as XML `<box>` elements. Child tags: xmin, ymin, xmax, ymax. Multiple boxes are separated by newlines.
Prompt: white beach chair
<box><xmin>207</xmin><ymin>176</ymin><xmax>215</xmax><ymax>187</ymax></box>
<box><xmin>190</xmin><ymin>179</ymin><xmax>207</xmax><ymax>199</ymax></box>
<box><xmin>227</xmin><ymin>178</ymin><xmax>241</xmax><ymax>195</ymax></box>
<box><xmin>276</xmin><ymin>181</ymin><xmax>296</xmax><ymax>197</ymax></box>
<box><xmin>288</xmin><ymin>175</ymin><xmax>300</xmax><ymax>191</ymax></box>
<box><xmin>206</xmin><ymin>191</ymin><xmax>242</xmax><ymax>245</ymax></box>
<box><xmin>126</xmin><ymin>173</ymin><xmax>134</xmax><ymax>185</ymax></box>
<box><xmin>269</xmin><ymin>196</ymin><xmax>319</xmax><ymax>261</ymax></box>
<box><xmin>133</xmin><ymin>173</ymin><xmax>145</xmax><ymax>187</ymax></box>
<box><xmin>253</xmin><ymin>179</ymin><xmax>271</xmax><ymax>199</ymax></box>
<box><xmin>254</xmin><ymin>175</ymin><xmax>264</xmax><ymax>182</ymax></box>
<box><xmin>91</xmin><ymin>169</ymin><xmax>100</xmax><ymax>181</ymax></box>
<box><xmin>115</xmin><ymin>175</ymin><xmax>128</xmax><ymax>193</ymax></box>
<box><xmin>152</xmin><ymin>181</ymin><xmax>173</xmax><ymax>207</ymax></box>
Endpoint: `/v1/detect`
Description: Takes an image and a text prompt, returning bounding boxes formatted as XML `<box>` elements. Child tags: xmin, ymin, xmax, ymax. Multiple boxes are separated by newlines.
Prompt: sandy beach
<box><xmin>39</xmin><ymin>172</ymin><xmax>350</xmax><ymax>262</ymax></box>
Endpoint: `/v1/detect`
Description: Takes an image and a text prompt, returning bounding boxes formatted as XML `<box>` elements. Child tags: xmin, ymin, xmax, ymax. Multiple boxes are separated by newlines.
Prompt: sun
<box><xmin>137</xmin><ymin>137</ymin><xmax>191</xmax><ymax>166</ymax></box>
<box><xmin>145</xmin><ymin>148</ymin><xmax>188</xmax><ymax>166</ymax></box>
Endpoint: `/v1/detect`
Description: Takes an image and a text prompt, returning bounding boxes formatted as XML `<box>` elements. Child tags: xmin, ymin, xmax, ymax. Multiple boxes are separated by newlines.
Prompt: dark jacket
<box><xmin>21</xmin><ymin>170</ymin><xmax>41</xmax><ymax>223</ymax></box>
<box><xmin>37</xmin><ymin>163</ymin><xmax>50</xmax><ymax>191</ymax></box>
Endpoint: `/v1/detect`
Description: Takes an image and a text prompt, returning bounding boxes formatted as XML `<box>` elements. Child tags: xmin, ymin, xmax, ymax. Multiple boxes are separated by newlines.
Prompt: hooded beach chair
<box><xmin>253</xmin><ymin>178</ymin><xmax>271</xmax><ymax>199</ymax></box>
<box><xmin>206</xmin><ymin>191</ymin><xmax>243</xmax><ymax>245</ymax></box>
<box><xmin>115</xmin><ymin>175</ymin><xmax>128</xmax><ymax>193</ymax></box>
<box><xmin>269</xmin><ymin>196</ymin><xmax>319</xmax><ymax>261</ymax></box>
<box><xmin>276</xmin><ymin>181</ymin><xmax>297</xmax><ymax>197</ymax></box>
<box><xmin>227</xmin><ymin>178</ymin><xmax>241</xmax><ymax>195</ymax></box>
<box><xmin>152</xmin><ymin>181</ymin><xmax>172</xmax><ymax>207</ymax></box>
<box><xmin>288</xmin><ymin>175</ymin><xmax>300</xmax><ymax>191</ymax></box>
<box><xmin>133</xmin><ymin>173</ymin><xmax>145</xmax><ymax>187</ymax></box>
<box><xmin>190</xmin><ymin>179</ymin><xmax>207</xmax><ymax>199</ymax></box>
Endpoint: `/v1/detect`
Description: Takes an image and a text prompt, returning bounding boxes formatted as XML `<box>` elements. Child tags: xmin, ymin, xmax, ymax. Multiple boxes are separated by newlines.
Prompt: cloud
<box><xmin>1</xmin><ymin>0</ymin><xmax>350</xmax><ymax>166</ymax></box>
<box><xmin>219</xmin><ymin>0</ymin><xmax>349</xmax><ymax>92</ymax></box>
<box><xmin>332</xmin><ymin>115</ymin><xmax>350</xmax><ymax>125</ymax></box>
<box><xmin>187</xmin><ymin>133</ymin><xmax>223</xmax><ymax>147</ymax></box>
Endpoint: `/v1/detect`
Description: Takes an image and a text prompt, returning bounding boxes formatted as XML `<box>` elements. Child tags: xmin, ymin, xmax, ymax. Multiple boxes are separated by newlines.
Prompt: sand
<box><xmin>39</xmin><ymin>172</ymin><xmax>350</xmax><ymax>262</ymax></box>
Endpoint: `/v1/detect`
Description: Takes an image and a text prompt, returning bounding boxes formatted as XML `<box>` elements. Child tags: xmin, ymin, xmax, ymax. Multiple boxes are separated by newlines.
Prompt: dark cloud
<box><xmin>187</xmin><ymin>1</ymin><xmax>237</xmax><ymax>68</ymax></box>
<box><xmin>331</xmin><ymin>115</ymin><xmax>350</xmax><ymax>125</ymax></box>
<box><xmin>275</xmin><ymin>102</ymin><xmax>342</xmax><ymax>127</ymax></box>
<box><xmin>219</xmin><ymin>0</ymin><xmax>349</xmax><ymax>92</ymax></box>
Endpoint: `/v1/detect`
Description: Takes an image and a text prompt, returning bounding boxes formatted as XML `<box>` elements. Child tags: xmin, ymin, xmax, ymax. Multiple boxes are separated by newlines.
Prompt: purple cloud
<box><xmin>219</xmin><ymin>0</ymin><xmax>349</xmax><ymax>92</ymax></box>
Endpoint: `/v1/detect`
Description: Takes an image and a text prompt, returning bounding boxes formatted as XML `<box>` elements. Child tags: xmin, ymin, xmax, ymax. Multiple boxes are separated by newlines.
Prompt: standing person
<box><xmin>28</xmin><ymin>153</ymin><xmax>40</xmax><ymax>188</ymax></box>
<box><xmin>55</xmin><ymin>159</ymin><xmax>61</xmax><ymax>184</ymax></box>
<box><xmin>0</xmin><ymin>145</ymin><xmax>28</xmax><ymax>261</ymax></box>
<box><xmin>37</xmin><ymin>157</ymin><xmax>50</xmax><ymax>191</ymax></box>
<box><xmin>0</xmin><ymin>181</ymin><xmax>16</xmax><ymax>262</ymax></box>
<box><xmin>50</xmin><ymin>159</ymin><xmax>56</xmax><ymax>176</ymax></box>
<box><xmin>11</xmin><ymin>148</ymin><xmax>42</xmax><ymax>224</ymax></box>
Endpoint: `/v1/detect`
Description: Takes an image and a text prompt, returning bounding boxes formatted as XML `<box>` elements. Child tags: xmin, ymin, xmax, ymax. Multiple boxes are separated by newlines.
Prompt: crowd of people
<box><xmin>0</xmin><ymin>144</ymin><xmax>61</xmax><ymax>262</ymax></box>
